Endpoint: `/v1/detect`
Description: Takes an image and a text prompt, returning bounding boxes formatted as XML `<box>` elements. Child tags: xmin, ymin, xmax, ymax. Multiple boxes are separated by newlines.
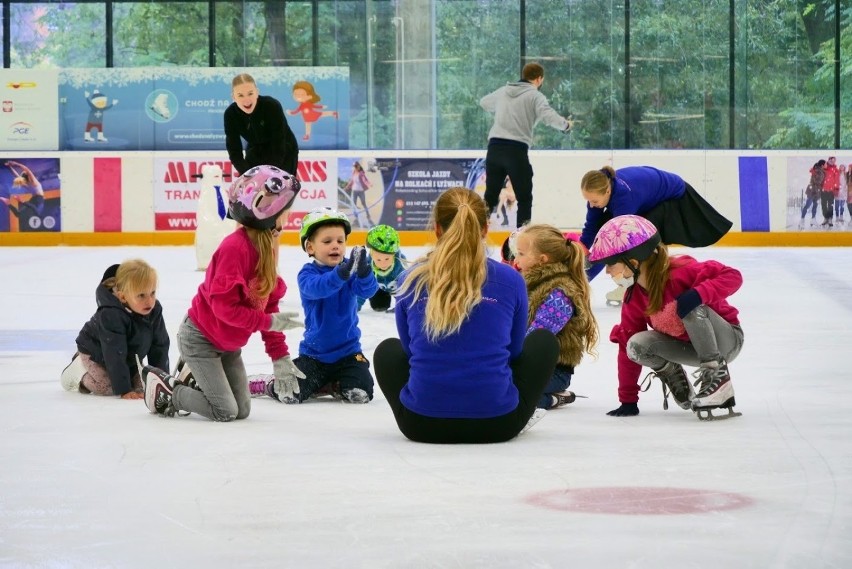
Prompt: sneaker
<box><xmin>60</xmin><ymin>352</ymin><xmax>85</xmax><ymax>392</ymax></box>
<box><xmin>691</xmin><ymin>360</ymin><xmax>735</xmax><ymax>410</ymax></box>
<box><xmin>139</xmin><ymin>361</ymin><xmax>176</xmax><ymax>416</ymax></box>
<box><xmin>341</xmin><ymin>388</ymin><xmax>370</xmax><ymax>404</ymax></box>
<box><xmin>644</xmin><ymin>361</ymin><xmax>694</xmax><ymax>410</ymax></box>
<box><xmin>520</xmin><ymin>408</ymin><xmax>547</xmax><ymax>435</ymax></box>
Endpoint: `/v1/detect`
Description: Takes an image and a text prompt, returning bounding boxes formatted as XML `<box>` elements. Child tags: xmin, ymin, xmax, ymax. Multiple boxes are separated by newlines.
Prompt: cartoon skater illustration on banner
<box><xmin>83</xmin><ymin>90</ymin><xmax>119</xmax><ymax>143</ymax></box>
<box><xmin>288</xmin><ymin>81</ymin><xmax>339</xmax><ymax>142</ymax></box>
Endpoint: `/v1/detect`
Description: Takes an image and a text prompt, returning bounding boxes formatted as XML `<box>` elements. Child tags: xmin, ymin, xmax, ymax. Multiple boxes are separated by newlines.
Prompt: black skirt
<box><xmin>642</xmin><ymin>183</ymin><xmax>733</xmax><ymax>247</ymax></box>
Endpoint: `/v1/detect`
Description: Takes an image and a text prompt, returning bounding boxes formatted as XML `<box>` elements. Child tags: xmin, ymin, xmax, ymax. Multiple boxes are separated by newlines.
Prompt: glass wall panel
<box><xmin>435</xmin><ymin>0</ymin><xmax>521</xmax><ymax>150</ymax></box>
<box><xmin>10</xmin><ymin>3</ymin><xmax>105</xmax><ymax>68</ymax></box>
<box><xmin>525</xmin><ymin>0</ymin><xmax>618</xmax><ymax>150</ymax></box>
<box><xmin>0</xmin><ymin>0</ymin><xmax>848</xmax><ymax>151</ymax></box>
<box><xmin>629</xmin><ymin>0</ymin><xmax>729</xmax><ymax>149</ymax></box>
<box><xmin>113</xmin><ymin>2</ymin><xmax>208</xmax><ymax>66</ymax></box>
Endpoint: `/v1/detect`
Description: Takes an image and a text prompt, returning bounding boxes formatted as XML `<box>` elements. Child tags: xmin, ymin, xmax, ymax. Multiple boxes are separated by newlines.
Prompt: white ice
<box><xmin>1</xmin><ymin>244</ymin><xmax>850</xmax><ymax>569</ymax></box>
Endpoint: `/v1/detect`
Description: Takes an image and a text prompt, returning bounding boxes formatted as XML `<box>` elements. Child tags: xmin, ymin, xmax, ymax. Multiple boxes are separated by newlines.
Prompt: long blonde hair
<box><xmin>245</xmin><ymin>227</ymin><xmax>279</xmax><ymax>299</ymax></box>
<box><xmin>522</xmin><ymin>224</ymin><xmax>599</xmax><ymax>359</ymax></box>
<box><xmin>399</xmin><ymin>187</ymin><xmax>488</xmax><ymax>342</ymax></box>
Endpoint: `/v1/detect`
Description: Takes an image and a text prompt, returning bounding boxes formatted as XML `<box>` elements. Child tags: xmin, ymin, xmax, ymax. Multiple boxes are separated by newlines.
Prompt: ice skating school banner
<box><xmin>0</xmin><ymin>67</ymin><xmax>350</xmax><ymax>151</ymax></box>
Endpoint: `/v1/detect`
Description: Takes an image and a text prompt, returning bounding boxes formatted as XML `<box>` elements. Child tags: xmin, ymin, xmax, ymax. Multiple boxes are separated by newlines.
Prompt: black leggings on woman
<box><xmin>374</xmin><ymin>329</ymin><xmax>558</xmax><ymax>444</ymax></box>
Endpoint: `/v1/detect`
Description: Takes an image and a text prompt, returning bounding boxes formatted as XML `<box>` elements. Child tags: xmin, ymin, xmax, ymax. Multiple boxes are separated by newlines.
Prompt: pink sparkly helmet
<box><xmin>588</xmin><ymin>215</ymin><xmax>660</xmax><ymax>265</ymax></box>
<box><xmin>228</xmin><ymin>165</ymin><xmax>300</xmax><ymax>230</ymax></box>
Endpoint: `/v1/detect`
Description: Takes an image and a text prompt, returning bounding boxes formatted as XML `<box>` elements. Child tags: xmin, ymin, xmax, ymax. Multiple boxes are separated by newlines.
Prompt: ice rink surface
<box><xmin>1</xmin><ymin>243</ymin><xmax>850</xmax><ymax>569</ymax></box>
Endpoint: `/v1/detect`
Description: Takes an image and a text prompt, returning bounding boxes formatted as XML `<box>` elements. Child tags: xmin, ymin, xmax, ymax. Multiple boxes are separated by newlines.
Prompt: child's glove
<box><xmin>676</xmin><ymin>289</ymin><xmax>702</xmax><ymax>319</ymax></box>
<box><xmin>269</xmin><ymin>311</ymin><xmax>303</xmax><ymax>332</ymax></box>
<box><xmin>606</xmin><ymin>402</ymin><xmax>639</xmax><ymax>417</ymax></box>
<box><xmin>354</xmin><ymin>247</ymin><xmax>371</xmax><ymax>278</ymax></box>
<box><xmin>272</xmin><ymin>356</ymin><xmax>305</xmax><ymax>404</ymax></box>
<box><xmin>336</xmin><ymin>247</ymin><xmax>359</xmax><ymax>280</ymax></box>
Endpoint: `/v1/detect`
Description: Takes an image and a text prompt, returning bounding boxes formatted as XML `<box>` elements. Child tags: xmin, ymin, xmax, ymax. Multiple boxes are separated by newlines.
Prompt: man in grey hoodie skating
<box><xmin>480</xmin><ymin>62</ymin><xmax>573</xmax><ymax>226</ymax></box>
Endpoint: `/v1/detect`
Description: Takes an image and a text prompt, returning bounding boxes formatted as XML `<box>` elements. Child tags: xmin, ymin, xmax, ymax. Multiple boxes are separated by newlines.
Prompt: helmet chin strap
<box><xmin>617</xmin><ymin>256</ymin><xmax>640</xmax><ymax>303</ymax></box>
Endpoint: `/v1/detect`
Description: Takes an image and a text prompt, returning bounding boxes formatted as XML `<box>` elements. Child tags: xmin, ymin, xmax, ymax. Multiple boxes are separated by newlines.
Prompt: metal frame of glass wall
<box><xmin>1</xmin><ymin>0</ymin><xmax>847</xmax><ymax>150</ymax></box>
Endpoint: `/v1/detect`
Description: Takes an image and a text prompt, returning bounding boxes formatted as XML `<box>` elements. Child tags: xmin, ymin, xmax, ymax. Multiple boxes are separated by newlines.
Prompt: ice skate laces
<box><xmin>643</xmin><ymin>363</ymin><xmax>690</xmax><ymax>410</ymax></box>
<box><xmin>692</xmin><ymin>361</ymin><xmax>728</xmax><ymax>398</ymax></box>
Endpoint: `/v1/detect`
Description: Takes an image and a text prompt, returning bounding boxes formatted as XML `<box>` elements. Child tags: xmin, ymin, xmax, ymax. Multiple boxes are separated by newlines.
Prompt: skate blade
<box><xmin>606</xmin><ymin>300</ymin><xmax>622</xmax><ymax>307</ymax></box>
<box><xmin>695</xmin><ymin>407</ymin><xmax>742</xmax><ymax>421</ymax></box>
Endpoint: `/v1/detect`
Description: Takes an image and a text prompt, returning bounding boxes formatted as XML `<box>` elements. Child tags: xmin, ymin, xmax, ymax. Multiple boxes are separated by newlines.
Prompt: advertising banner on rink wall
<box><xmin>0</xmin><ymin>70</ymin><xmax>59</xmax><ymax>150</ymax></box>
<box><xmin>59</xmin><ymin>67</ymin><xmax>349</xmax><ymax>151</ymax></box>
<box><xmin>0</xmin><ymin>157</ymin><xmax>61</xmax><ymax>232</ymax></box>
<box><xmin>336</xmin><ymin>157</ymin><xmax>487</xmax><ymax>231</ymax></box>
<box><xmin>785</xmin><ymin>155</ymin><xmax>851</xmax><ymax>232</ymax></box>
<box><xmin>153</xmin><ymin>157</ymin><xmax>337</xmax><ymax>231</ymax></box>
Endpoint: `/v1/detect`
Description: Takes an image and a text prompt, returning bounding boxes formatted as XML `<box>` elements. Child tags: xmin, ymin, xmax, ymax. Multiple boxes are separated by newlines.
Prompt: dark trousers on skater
<box><xmin>484</xmin><ymin>139</ymin><xmax>533</xmax><ymax>226</ymax></box>
<box><xmin>374</xmin><ymin>329</ymin><xmax>558</xmax><ymax>444</ymax></box>
<box><xmin>820</xmin><ymin>191</ymin><xmax>834</xmax><ymax>223</ymax></box>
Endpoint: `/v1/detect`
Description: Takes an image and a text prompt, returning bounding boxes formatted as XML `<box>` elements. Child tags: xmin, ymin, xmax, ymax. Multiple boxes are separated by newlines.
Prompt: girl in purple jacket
<box><xmin>588</xmin><ymin>215</ymin><xmax>744</xmax><ymax>421</ymax></box>
<box><xmin>513</xmin><ymin>224</ymin><xmax>599</xmax><ymax>409</ymax></box>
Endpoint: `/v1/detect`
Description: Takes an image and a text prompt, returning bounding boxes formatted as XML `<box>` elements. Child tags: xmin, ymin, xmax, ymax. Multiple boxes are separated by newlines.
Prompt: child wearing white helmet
<box><xmin>588</xmin><ymin>215</ymin><xmax>745</xmax><ymax>421</ymax></box>
<box><xmin>139</xmin><ymin>165</ymin><xmax>305</xmax><ymax>420</ymax></box>
<box><xmin>268</xmin><ymin>207</ymin><xmax>379</xmax><ymax>404</ymax></box>
<box><xmin>357</xmin><ymin>224</ymin><xmax>408</xmax><ymax>312</ymax></box>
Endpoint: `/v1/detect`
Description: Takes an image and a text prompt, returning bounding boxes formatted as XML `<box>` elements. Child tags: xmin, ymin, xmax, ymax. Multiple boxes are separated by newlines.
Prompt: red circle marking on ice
<box><xmin>524</xmin><ymin>487</ymin><xmax>753</xmax><ymax>515</ymax></box>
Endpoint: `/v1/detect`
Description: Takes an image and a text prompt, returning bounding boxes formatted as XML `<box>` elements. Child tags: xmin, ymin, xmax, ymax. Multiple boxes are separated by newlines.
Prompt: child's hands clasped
<box><xmin>354</xmin><ymin>247</ymin><xmax>370</xmax><ymax>278</ymax></box>
<box><xmin>336</xmin><ymin>246</ymin><xmax>369</xmax><ymax>280</ymax></box>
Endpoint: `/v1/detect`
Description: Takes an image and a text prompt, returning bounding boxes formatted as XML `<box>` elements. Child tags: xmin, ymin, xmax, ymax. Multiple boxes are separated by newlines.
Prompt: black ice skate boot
<box><xmin>691</xmin><ymin>359</ymin><xmax>741</xmax><ymax>420</ymax></box>
<box><xmin>645</xmin><ymin>361</ymin><xmax>694</xmax><ymax>410</ymax></box>
<box><xmin>137</xmin><ymin>356</ymin><xmax>180</xmax><ymax>417</ymax></box>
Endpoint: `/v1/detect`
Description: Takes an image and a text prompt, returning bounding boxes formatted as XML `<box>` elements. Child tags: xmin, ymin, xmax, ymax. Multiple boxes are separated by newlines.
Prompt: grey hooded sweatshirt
<box><xmin>479</xmin><ymin>81</ymin><xmax>570</xmax><ymax>148</ymax></box>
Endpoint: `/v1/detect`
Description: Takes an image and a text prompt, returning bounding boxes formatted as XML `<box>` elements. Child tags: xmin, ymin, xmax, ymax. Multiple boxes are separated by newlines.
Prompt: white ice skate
<box><xmin>60</xmin><ymin>352</ymin><xmax>85</xmax><ymax>392</ymax></box>
<box><xmin>606</xmin><ymin>284</ymin><xmax>626</xmax><ymax>307</ymax></box>
<box><xmin>520</xmin><ymin>408</ymin><xmax>547</xmax><ymax>435</ymax></box>
<box><xmin>691</xmin><ymin>360</ymin><xmax>741</xmax><ymax>421</ymax></box>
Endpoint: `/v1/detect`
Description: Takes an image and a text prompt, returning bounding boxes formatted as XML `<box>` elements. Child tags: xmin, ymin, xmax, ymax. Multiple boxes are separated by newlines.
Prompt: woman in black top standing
<box><xmin>224</xmin><ymin>73</ymin><xmax>299</xmax><ymax>176</ymax></box>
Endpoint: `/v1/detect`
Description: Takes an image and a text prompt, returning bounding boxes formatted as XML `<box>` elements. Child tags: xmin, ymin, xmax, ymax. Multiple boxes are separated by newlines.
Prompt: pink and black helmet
<box><xmin>588</xmin><ymin>215</ymin><xmax>661</xmax><ymax>265</ymax></box>
<box><xmin>228</xmin><ymin>165</ymin><xmax>300</xmax><ymax>230</ymax></box>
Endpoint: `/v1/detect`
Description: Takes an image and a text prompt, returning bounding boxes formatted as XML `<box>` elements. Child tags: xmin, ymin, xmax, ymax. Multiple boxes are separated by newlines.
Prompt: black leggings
<box><xmin>374</xmin><ymin>329</ymin><xmax>558</xmax><ymax>444</ymax></box>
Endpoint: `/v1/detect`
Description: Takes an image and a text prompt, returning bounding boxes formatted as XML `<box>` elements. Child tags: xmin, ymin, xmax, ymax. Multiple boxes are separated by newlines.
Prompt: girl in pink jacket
<box><xmin>588</xmin><ymin>215</ymin><xmax>744</xmax><ymax>421</ymax></box>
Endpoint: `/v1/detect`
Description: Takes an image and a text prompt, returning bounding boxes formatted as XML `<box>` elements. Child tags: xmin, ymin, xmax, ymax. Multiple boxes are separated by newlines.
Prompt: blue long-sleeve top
<box><xmin>297</xmin><ymin>261</ymin><xmax>378</xmax><ymax>363</ymax></box>
<box><xmin>395</xmin><ymin>258</ymin><xmax>529</xmax><ymax>419</ymax></box>
<box><xmin>580</xmin><ymin>166</ymin><xmax>686</xmax><ymax>279</ymax></box>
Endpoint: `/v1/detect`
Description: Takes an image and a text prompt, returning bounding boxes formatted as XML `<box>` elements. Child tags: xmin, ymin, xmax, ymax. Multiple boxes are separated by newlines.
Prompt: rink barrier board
<box><xmin>1</xmin><ymin>230</ymin><xmax>851</xmax><ymax>247</ymax></box>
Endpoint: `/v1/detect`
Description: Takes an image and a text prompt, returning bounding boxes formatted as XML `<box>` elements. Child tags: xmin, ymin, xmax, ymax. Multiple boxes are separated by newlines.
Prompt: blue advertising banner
<box><xmin>59</xmin><ymin>67</ymin><xmax>349</xmax><ymax>151</ymax></box>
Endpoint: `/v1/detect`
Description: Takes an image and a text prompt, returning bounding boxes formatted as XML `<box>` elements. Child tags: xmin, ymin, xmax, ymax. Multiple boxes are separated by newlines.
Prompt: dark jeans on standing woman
<box><xmin>374</xmin><ymin>329</ymin><xmax>558</xmax><ymax>444</ymax></box>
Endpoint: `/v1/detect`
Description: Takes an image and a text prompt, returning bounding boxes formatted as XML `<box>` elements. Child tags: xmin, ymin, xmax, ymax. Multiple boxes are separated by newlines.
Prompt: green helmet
<box><xmin>366</xmin><ymin>224</ymin><xmax>400</xmax><ymax>254</ymax></box>
<box><xmin>299</xmin><ymin>207</ymin><xmax>352</xmax><ymax>251</ymax></box>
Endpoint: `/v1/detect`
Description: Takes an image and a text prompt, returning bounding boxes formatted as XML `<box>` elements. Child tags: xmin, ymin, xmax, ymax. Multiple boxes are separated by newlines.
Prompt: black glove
<box><xmin>355</xmin><ymin>247</ymin><xmax>371</xmax><ymax>278</ymax></box>
<box><xmin>606</xmin><ymin>402</ymin><xmax>639</xmax><ymax>417</ymax></box>
<box><xmin>336</xmin><ymin>248</ymin><xmax>358</xmax><ymax>280</ymax></box>
<box><xmin>676</xmin><ymin>289</ymin><xmax>702</xmax><ymax>319</ymax></box>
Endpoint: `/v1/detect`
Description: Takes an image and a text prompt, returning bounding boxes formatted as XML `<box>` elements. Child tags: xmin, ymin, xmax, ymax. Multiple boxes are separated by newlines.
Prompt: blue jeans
<box><xmin>537</xmin><ymin>365</ymin><xmax>573</xmax><ymax>409</ymax></box>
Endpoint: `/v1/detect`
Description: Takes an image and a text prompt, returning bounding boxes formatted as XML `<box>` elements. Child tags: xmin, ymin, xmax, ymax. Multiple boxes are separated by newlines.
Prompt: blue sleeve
<box><xmin>580</xmin><ymin>203</ymin><xmax>605</xmax><ymax>250</ymax></box>
<box><xmin>586</xmin><ymin>263</ymin><xmax>605</xmax><ymax>281</ymax></box>
<box><xmin>297</xmin><ymin>264</ymin><xmax>346</xmax><ymax>300</ymax></box>
<box><xmin>527</xmin><ymin>289</ymin><xmax>574</xmax><ymax>335</ymax></box>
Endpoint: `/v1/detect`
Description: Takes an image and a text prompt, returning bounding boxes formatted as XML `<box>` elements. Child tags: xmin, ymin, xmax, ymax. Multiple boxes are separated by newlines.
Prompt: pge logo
<box><xmin>10</xmin><ymin>121</ymin><xmax>32</xmax><ymax>135</ymax></box>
